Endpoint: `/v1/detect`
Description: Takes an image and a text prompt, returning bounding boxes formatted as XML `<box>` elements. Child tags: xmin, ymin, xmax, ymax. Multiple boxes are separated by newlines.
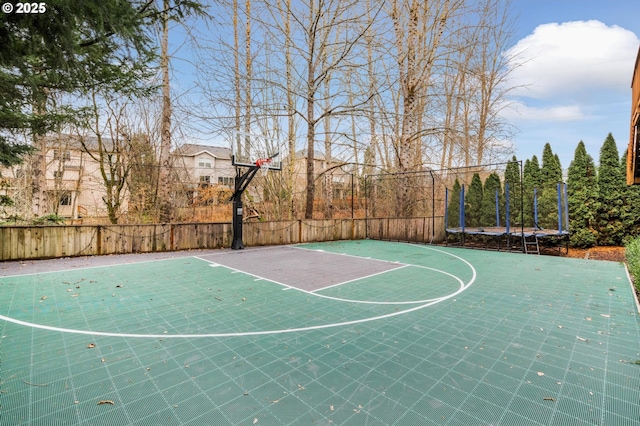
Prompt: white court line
<box><xmin>194</xmin><ymin>256</ymin><xmax>311</xmax><ymax>294</ymax></box>
<box><xmin>0</xmin><ymin>255</ymin><xmax>194</xmax><ymax>279</ymax></box>
<box><xmin>0</xmin><ymin>244</ymin><xmax>477</xmax><ymax>338</ymax></box>
<box><xmin>309</xmin><ymin>263</ymin><xmax>466</xmax><ymax>305</ymax></box>
<box><xmin>309</xmin><ymin>264</ymin><xmax>409</xmax><ymax>293</ymax></box>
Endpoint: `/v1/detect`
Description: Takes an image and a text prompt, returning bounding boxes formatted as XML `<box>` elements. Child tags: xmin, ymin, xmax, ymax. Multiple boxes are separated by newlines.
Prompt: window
<box><xmin>198</xmin><ymin>157</ymin><xmax>212</xmax><ymax>168</ymax></box>
<box><xmin>199</xmin><ymin>175</ymin><xmax>211</xmax><ymax>189</ymax></box>
<box><xmin>53</xmin><ymin>170</ymin><xmax>64</xmax><ymax>179</ymax></box>
<box><xmin>53</xmin><ymin>149</ymin><xmax>71</xmax><ymax>161</ymax></box>
<box><xmin>218</xmin><ymin>176</ymin><xmax>234</xmax><ymax>187</ymax></box>
<box><xmin>60</xmin><ymin>191</ymin><xmax>72</xmax><ymax>206</ymax></box>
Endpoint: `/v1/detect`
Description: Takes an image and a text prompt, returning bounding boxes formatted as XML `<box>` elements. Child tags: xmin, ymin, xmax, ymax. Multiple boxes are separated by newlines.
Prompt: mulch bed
<box><xmin>565</xmin><ymin>246</ymin><xmax>626</xmax><ymax>262</ymax></box>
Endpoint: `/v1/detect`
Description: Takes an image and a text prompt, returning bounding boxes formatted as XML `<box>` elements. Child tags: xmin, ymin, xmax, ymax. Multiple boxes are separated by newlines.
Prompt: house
<box><xmin>628</xmin><ymin>45</ymin><xmax>640</xmax><ymax>185</ymax></box>
<box><xmin>171</xmin><ymin>143</ymin><xmax>235</xmax><ymax>204</ymax></box>
<box><xmin>284</xmin><ymin>149</ymin><xmax>353</xmax><ymax>200</ymax></box>
<box><xmin>0</xmin><ymin>136</ymin><xmax>236</xmax><ymax>221</ymax></box>
<box><xmin>2</xmin><ymin>134</ymin><xmax>122</xmax><ymax>220</ymax></box>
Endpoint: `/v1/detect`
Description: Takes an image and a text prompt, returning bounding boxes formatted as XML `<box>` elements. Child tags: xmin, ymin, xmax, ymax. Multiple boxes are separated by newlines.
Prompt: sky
<box><xmin>505</xmin><ymin>0</ymin><xmax>640</xmax><ymax>168</ymax></box>
<box><xmin>169</xmin><ymin>0</ymin><xmax>640</xmax><ymax>169</ymax></box>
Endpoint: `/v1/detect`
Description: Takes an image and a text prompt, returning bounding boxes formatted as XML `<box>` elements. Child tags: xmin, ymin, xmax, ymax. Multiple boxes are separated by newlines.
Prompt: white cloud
<box><xmin>505</xmin><ymin>20</ymin><xmax>639</xmax><ymax>100</ymax></box>
<box><xmin>503</xmin><ymin>101</ymin><xmax>586</xmax><ymax>122</ymax></box>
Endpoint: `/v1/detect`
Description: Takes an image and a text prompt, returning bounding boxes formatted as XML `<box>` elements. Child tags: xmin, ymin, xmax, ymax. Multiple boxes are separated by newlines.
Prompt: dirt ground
<box><xmin>565</xmin><ymin>246</ymin><xmax>626</xmax><ymax>262</ymax></box>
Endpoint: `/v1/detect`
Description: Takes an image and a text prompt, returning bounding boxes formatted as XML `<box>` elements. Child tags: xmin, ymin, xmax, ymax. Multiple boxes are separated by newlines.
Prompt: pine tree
<box><xmin>0</xmin><ymin>1</ymin><xmax>158</xmax><ymax>139</ymax></box>
<box><xmin>596</xmin><ymin>133</ymin><xmax>625</xmax><ymax>245</ymax></box>
<box><xmin>480</xmin><ymin>173</ymin><xmax>503</xmax><ymax>227</ymax></box>
<box><xmin>465</xmin><ymin>173</ymin><xmax>483</xmax><ymax>227</ymax></box>
<box><xmin>538</xmin><ymin>143</ymin><xmax>563</xmax><ymax>229</ymax></box>
<box><xmin>540</xmin><ymin>143</ymin><xmax>562</xmax><ymax>184</ymax></box>
<box><xmin>523</xmin><ymin>156</ymin><xmax>541</xmax><ymax>227</ymax></box>
<box><xmin>620</xmin><ymin>151</ymin><xmax>640</xmax><ymax>241</ymax></box>
<box><xmin>504</xmin><ymin>156</ymin><xmax>522</xmax><ymax>227</ymax></box>
<box><xmin>567</xmin><ymin>141</ymin><xmax>598</xmax><ymax>246</ymax></box>
<box><xmin>447</xmin><ymin>178</ymin><xmax>461</xmax><ymax>228</ymax></box>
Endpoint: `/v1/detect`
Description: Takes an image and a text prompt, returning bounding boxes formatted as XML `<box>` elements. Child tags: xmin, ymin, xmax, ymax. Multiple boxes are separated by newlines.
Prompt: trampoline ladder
<box><xmin>523</xmin><ymin>235</ymin><xmax>540</xmax><ymax>255</ymax></box>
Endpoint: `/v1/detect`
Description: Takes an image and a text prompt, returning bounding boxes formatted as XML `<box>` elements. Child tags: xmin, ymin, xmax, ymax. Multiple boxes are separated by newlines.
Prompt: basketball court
<box><xmin>1</xmin><ymin>240</ymin><xmax>639</xmax><ymax>425</ymax></box>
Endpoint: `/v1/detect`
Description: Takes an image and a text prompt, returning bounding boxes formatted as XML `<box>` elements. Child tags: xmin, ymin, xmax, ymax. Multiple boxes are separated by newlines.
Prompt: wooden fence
<box><xmin>0</xmin><ymin>217</ymin><xmax>444</xmax><ymax>261</ymax></box>
<box><xmin>366</xmin><ymin>217</ymin><xmax>446</xmax><ymax>243</ymax></box>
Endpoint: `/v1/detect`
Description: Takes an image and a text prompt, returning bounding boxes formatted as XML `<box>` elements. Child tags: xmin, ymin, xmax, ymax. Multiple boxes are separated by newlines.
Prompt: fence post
<box><xmin>96</xmin><ymin>225</ymin><xmax>102</xmax><ymax>255</ymax></box>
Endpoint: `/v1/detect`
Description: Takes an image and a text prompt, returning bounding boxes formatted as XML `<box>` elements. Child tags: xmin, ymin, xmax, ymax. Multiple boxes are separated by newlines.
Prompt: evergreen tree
<box><xmin>0</xmin><ymin>1</ymin><xmax>159</xmax><ymax>142</ymax></box>
<box><xmin>465</xmin><ymin>173</ymin><xmax>483</xmax><ymax>227</ymax></box>
<box><xmin>620</xmin><ymin>151</ymin><xmax>640</xmax><ymax>241</ymax></box>
<box><xmin>596</xmin><ymin>133</ymin><xmax>625</xmax><ymax>245</ymax></box>
<box><xmin>480</xmin><ymin>173</ymin><xmax>503</xmax><ymax>227</ymax></box>
<box><xmin>504</xmin><ymin>156</ymin><xmax>522</xmax><ymax>227</ymax></box>
<box><xmin>538</xmin><ymin>143</ymin><xmax>563</xmax><ymax>229</ymax></box>
<box><xmin>567</xmin><ymin>141</ymin><xmax>598</xmax><ymax>247</ymax></box>
<box><xmin>540</xmin><ymin>143</ymin><xmax>562</xmax><ymax>184</ymax></box>
<box><xmin>447</xmin><ymin>178</ymin><xmax>461</xmax><ymax>228</ymax></box>
<box><xmin>523</xmin><ymin>156</ymin><xmax>541</xmax><ymax>227</ymax></box>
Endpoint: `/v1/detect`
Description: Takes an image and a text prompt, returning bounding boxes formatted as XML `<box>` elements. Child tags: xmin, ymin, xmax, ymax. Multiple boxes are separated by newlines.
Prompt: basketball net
<box><xmin>256</xmin><ymin>158</ymin><xmax>271</xmax><ymax>176</ymax></box>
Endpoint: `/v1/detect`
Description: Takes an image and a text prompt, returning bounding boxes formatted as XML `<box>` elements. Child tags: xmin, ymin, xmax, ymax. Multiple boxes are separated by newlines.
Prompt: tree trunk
<box><xmin>157</xmin><ymin>0</ymin><xmax>172</xmax><ymax>222</ymax></box>
<box><xmin>31</xmin><ymin>94</ymin><xmax>48</xmax><ymax>218</ymax></box>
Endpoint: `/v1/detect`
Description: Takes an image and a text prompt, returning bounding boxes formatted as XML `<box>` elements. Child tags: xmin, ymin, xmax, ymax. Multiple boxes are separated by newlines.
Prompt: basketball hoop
<box><xmin>256</xmin><ymin>158</ymin><xmax>272</xmax><ymax>176</ymax></box>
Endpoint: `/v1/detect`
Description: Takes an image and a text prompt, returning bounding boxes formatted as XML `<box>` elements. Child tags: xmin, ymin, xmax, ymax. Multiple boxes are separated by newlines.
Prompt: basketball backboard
<box><xmin>231</xmin><ymin>131</ymin><xmax>283</xmax><ymax>170</ymax></box>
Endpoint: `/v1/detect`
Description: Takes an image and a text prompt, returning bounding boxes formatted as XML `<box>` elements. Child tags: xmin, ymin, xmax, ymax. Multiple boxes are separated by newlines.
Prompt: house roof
<box><xmin>173</xmin><ymin>143</ymin><xmax>232</xmax><ymax>159</ymax></box>
<box><xmin>45</xmin><ymin>134</ymin><xmax>117</xmax><ymax>151</ymax></box>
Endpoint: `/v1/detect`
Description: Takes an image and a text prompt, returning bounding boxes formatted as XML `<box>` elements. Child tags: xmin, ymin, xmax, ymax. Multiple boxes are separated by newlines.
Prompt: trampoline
<box><xmin>445</xmin><ymin>182</ymin><xmax>570</xmax><ymax>253</ymax></box>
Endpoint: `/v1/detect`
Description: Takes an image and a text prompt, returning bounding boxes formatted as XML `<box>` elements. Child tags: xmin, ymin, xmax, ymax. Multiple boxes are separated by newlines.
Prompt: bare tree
<box><xmin>75</xmin><ymin>92</ymin><xmax>137</xmax><ymax>224</ymax></box>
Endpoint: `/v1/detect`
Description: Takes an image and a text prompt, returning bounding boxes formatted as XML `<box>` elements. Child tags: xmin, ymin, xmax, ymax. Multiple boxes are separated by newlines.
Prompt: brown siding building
<box><xmin>628</xmin><ymin>46</ymin><xmax>640</xmax><ymax>185</ymax></box>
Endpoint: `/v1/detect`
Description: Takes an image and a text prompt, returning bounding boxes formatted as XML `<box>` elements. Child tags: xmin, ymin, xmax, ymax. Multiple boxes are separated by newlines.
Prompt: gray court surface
<box><xmin>199</xmin><ymin>246</ymin><xmax>403</xmax><ymax>291</ymax></box>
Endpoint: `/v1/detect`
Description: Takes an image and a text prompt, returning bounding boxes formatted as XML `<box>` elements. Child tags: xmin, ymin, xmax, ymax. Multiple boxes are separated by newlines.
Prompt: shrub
<box><xmin>570</xmin><ymin>228</ymin><xmax>597</xmax><ymax>248</ymax></box>
<box><xmin>625</xmin><ymin>235</ymin><xmax>640</xmax><ymax>292</ymax></box>
<box><xmin>31</xmin><ymin>214</ymin><xmax>66</xmax><ymax>225</ymax></box>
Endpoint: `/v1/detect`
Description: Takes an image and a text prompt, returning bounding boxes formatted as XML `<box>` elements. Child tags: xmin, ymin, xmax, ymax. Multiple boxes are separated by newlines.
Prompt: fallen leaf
<box><xmin>600</xmin><ymin>314</ymin><xmax>611</xmax><ymax>318</ymax></box>
<box><xmin>576</xmin><ymin>336</ymin><xmax>589</xmax><ymax>342</ymax></box>
<box><xmin>40</xmin><ymin>296</ymin><xmax>48</xmax><ymax>301</ymax></box>
<box><xmin>537</xmin><ymin>372</ymin><xmax>545</xmax><ymax>377</ymax></box>
<box><xmin>543</xmin><ymin>397</ymin><xmax>555</xmax><ymax>401</ymax></box>
<box><xmin>253</xmin><ymin>419</ymin><xmax>258</xmax><ymax>424</ymax></box>
<box><xmin>97</xmin><ymin>400</ymin><xmax>115</xmax><ymax>405</ymax></box>
<box><xmin>87</xmin><ymin>343</ymin><xmax>96</xmax><ymax>349</ymax></box>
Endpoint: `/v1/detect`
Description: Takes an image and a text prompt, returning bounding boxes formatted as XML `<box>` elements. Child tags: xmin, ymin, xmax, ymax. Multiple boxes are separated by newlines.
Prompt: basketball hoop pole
<box><xmin>230</xmin><ymin>166</ymin><xmax>259</xmax><ymax>250</ymax></box>
<box><xmin>229</xmin><ymin>152</ymin><xmax>277</xmax><ymax>250</ymax></box>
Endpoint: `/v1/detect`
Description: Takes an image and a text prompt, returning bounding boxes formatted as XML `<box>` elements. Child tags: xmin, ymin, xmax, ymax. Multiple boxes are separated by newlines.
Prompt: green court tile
<box><xmin>394</xmin><ymin>409</ymin><xmax>442</xmax><ymax>425</ymax></box>
<box><xmin>554</xmin><ymin>396</ymin><xmax>602</xmax><ymax>424</ymax></box>
<box><xmin>481</xmin><ymin>370</ymin><xmax>523</xmax><ymax>393</ymax></box>
<box><xmin>499</xmin><ymin>409</ymin><xmax>547</xmax><ymax>426</ymax></box>
<box><xmin>507</xmin><ymin>395</ymin><xmax>555</xmax><ymax>425</ymax></box>
<box><xmin>408</xmin><ymin>396</ymin><xmax>458</xmax><ymax>423</ymax></box>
